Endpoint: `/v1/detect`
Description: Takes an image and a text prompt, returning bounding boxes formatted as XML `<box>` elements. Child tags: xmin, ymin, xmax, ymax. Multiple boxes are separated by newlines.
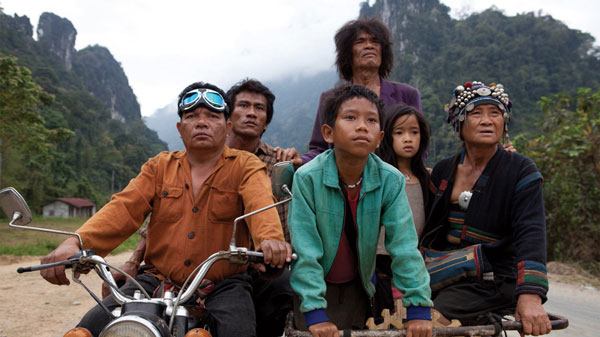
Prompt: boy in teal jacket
<box><xmin>289</xmin><ymin>85</ymin><xmax>433</xmax><ymax>337</ymax></box>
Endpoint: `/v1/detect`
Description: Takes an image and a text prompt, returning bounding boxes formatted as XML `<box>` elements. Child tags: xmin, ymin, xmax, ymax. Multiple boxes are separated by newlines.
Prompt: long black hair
<box><xmin>376</xmin><ymin>103</ymin><xmax>431</xmax><ymax>203</ymax></box>
<box><xmin>334</xmin><ymin>18</ymin><xmax>394</xmax><ymax>81</ymax></box>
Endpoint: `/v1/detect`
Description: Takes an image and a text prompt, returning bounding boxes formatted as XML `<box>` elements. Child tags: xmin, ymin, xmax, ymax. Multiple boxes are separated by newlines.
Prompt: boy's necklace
<box><xmin>341</xmin><ymin>177</ymin><xmax>363</xmax><ymax>189</ymax></box>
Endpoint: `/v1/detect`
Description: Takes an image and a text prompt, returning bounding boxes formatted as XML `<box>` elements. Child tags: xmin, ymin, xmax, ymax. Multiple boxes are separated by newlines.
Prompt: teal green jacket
<box><xmin>289</xmin><ymin>149</ymin><xmax>432</xmax><ymax>315</ymax></box>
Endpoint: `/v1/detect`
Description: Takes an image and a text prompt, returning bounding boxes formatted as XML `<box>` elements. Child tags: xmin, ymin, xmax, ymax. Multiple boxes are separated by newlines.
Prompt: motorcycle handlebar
<box><xmin>246</xmin><ymin>251</ymin><xmax>298</xmax><ymax>263</ymax></box>
<box><xmin>177</xmin><ymin>250</ymin><xmax>297</xmax><ymax>303</ymax></box>
<box><xmin>17</xmin><ymin>248</ymin><xmax>297</xmax><ymax>304</ymax></box>
<box><xmin>16</xmin><ymin>250</ymin><xmax>95</xmax><ymax>273</ymax></box>
<box><xmin>17</xmin><ymin>258</ymin><xmax>76</xmax><ymax>273</ymax></box>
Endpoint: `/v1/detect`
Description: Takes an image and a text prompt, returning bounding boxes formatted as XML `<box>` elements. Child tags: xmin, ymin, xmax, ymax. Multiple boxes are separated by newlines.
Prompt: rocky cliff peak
<box><xmin>37</xmin><ymin>12</ymin><xmax>77</xmax><ymax>71</ymax></box>
<box><xmin>73</xmin><ymin>45</ymin><xmax>141</xmax><ymax>122</ymax></box>
<box><xmin>361</xmin><ymin>0</ymin><xmax>451</xmax><ymax>37</ymax></box>
<box><xmin>7</xmin><ymin>14</ymin><xmax>33</xmax><ymax>37</ymax></box>
<box><xmin>360</xmin><ymin>0</ymin><xmax>453</xmax><ymax>85</ymax></box>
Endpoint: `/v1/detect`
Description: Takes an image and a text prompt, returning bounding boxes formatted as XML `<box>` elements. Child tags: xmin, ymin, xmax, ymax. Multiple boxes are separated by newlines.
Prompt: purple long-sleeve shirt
<box><xmin>301</xmin><ymin>78</ymin><xmax>422</xmax><ymax>163</ymax></box>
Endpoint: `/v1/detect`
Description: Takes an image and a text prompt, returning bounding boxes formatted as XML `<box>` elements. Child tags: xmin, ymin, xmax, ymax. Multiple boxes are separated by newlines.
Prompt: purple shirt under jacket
<box><xmin>301</xmin><ymin>78</ymin><xmax>422</xmax><ymax>164</ymax></box>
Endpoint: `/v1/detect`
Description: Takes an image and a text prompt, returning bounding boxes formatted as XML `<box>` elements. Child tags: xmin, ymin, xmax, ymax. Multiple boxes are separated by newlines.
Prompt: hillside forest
<box><xmin>0</xmin><ymin>11</ymin><xmax>167</xmax><ymax>210</ymax></box>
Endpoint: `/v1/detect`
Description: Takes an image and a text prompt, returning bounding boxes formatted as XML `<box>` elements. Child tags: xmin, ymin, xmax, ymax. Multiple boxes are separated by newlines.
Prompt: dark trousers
<box><xmin>249</xmin><ymin>267</ymin><xmax>294</xmax><ymax>337</ymax></box>
<box><xmin>77</xmin><ymin>272</ymin><xmax>256</xmax><ymax>337</ymax></box>
<box><xmin>373</xmin><ymin>255</ymin><xmax>394</xmax><ymax>318</ymax></box>
<box><xmin>293</xmin><ymin>278</ymin><xmax>369</xmax><ymax>330</ymax></box>
<box><xmin>432</xmin><ymin>277</ymin><xmax>517</xmax><ymax>325</ymax></box>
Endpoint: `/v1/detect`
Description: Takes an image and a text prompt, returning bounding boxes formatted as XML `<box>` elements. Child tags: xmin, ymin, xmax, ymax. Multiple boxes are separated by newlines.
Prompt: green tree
<box><xmin>515</xmin><ymin>88</ymin><xmax>600</xmax><ymax>273</ymax></box>
<box><xmin>0</xmin><ymin>56</ymin><xmax>52</xmax><ymax>185</ymax></box>
<box><xmin>0</xmin><ymin>56</ymin><xmax>72</xmax><ymax>191</ymax></box>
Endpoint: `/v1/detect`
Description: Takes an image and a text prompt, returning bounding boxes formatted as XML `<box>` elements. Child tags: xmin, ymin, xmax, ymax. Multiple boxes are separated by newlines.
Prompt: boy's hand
<box><xmin>406</xmin><ymin>319</ymin><xmax>432</xmax><ymax>337</ymax></box>
<box><xmin>309</xmin><ymin>321</ymin><xmax>339</xmax><ymax>337</ymax></box>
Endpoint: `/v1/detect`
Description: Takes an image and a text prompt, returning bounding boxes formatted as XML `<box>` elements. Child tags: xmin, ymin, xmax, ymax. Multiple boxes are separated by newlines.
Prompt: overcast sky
<box><xmin>2</xmin><ymin>0</ymin><xmax>598</xmax><ymax>117</ymax></box>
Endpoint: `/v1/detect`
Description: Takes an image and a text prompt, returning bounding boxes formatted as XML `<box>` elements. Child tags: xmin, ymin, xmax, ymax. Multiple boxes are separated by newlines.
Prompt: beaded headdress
<box><xmin>444</xmin><ymin>81</ymin><xmax>512</xmax><ymax>141</ymax></box>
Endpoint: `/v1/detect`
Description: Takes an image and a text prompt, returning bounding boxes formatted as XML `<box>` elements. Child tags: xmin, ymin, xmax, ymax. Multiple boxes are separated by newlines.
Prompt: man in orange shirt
<box><xmin>39</xmin><ymin>82</ymin><xmax>292</xmax><ymax>337</ymax></box>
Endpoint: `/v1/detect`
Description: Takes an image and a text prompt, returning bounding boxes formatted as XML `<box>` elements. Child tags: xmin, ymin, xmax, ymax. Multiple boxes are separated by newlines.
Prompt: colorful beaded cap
<box><xmin>444</xmin><ymin>81</ymin><xmax>512</xmax><ymax>133</ymax></box>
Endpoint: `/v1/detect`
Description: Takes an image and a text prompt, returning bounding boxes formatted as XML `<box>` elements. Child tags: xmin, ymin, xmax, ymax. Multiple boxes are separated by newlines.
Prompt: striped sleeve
<box><xmin>516</xmin><ymin>260</ymin><xmax>548</xmax><ymax>300</ymax></box>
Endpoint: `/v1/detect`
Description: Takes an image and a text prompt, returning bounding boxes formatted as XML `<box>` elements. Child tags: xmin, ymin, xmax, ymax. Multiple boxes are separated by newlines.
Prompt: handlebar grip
<box><xmin>502</xmin><ymin>314</ymin><xmax>569</xmax><ymax>331</ymax></box>
<box><xmin>16</xmin><ymin>259</ymin><xmax>75</xmax><ymax>273</ymax></box>
<box><xmin>247</xmin><ymin>254</ymin><xmax>264</xmax><ymax>263</ymax></box>
<box><xmin>16</xmin><ymin>250</ymin><xmax>97</xmax><ymax>273</ymax></box>
<box><xmin>246</xmin><ymin>252</ymin><xmax>298</xmax><ymax>263</ymax></box>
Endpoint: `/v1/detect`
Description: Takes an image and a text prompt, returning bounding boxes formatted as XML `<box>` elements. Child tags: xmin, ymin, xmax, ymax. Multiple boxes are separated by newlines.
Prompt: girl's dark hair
<box><xmin>376</xmin><ymin>104</ymin><xmax>431</xmax><ymax>202</ymax></box>
<box><xmin>334</xmin><ymin>18</ymin><xmax>394</xmax><ymax>81</ymax></box>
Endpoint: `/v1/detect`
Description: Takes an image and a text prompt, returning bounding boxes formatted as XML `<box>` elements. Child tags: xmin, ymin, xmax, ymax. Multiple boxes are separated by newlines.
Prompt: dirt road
<box><xmin>0</xmin><ymin>255</ymin><xmax>598</xmax><ymax>337</ymax></box>
<box><xmin>541</xmin><ymin>280</ymin><xmax>600</xmax><ymax>336</ymax></box>
<box><xmin>0</xmin><ymin>253</ymin><xmax>129</xmax><ymax>337</ymax></box>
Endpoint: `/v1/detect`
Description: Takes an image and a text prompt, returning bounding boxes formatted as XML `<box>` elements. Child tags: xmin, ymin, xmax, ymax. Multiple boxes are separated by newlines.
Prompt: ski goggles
<box><xmin>178</xmin><ymin>88</ymin><xmax>229</xmax><ymax>116</ymax></box>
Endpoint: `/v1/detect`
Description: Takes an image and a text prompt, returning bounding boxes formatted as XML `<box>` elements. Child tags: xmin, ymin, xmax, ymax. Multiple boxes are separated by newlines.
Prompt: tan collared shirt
<box><xmin>76</xmin><ymin>146</ymin><xmax>284</xmax><ymax>284</ymax></box>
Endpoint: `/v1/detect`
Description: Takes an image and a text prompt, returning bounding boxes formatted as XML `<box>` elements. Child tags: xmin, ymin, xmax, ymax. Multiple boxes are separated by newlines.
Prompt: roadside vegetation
<box><xmin>0</xmin><ymin>215</ymin><xmax>140</xmax><ymax>256</ymax></box>
<box><xmin>516</xmin><ymin>88</ymin><xmax>600</xmax><ymax>277</ymax></box>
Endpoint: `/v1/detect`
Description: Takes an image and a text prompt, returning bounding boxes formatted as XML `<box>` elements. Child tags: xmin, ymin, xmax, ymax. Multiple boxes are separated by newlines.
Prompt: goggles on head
<box><xmin>178</xmin><ymin>88</ymin><xmax>228</xmax><ymax>116</ymax></box>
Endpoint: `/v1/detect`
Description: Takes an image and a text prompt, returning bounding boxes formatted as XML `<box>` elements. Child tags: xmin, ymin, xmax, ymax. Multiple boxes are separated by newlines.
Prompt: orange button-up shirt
<box><xmin>76</xmin><ymin>147</ymin><xmax>284</xmax><ymax>284</ymax></box>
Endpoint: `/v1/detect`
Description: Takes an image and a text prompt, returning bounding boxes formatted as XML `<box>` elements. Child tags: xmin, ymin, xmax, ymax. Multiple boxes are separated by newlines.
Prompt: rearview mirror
<box><xmin>1</xmin><ymin>187</ymin><xmax>85</xmax><ymax>249</ymax></box>
<box><xmin>0</xmin><ymin>187</ymin><xmax>33</xmax><ymax>226</ymax></box>
<box><xmin>271</xmin><ymin>161</ymin><xmax>294</xmax><ymax>199</ymax></box>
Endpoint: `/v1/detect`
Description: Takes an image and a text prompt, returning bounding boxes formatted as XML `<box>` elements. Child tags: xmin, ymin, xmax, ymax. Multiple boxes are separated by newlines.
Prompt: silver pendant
<box><xmin>458</xmin><ymin>190</ymin><xmax>472</xmax><ymax>210</ymax></box>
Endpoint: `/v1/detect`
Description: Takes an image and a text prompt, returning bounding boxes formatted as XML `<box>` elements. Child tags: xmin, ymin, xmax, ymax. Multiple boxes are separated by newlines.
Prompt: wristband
<box><xmin>126</xmin><ymin>257</ymin><xmax>141</xmax><ymax>268</ymax></box>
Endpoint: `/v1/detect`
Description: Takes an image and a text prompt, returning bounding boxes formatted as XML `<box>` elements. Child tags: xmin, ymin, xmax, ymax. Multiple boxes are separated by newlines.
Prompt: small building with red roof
<box><xmin>42</xmin><ymin>197</ymin><xmax>96</xmax><ymax>218</ymax></box>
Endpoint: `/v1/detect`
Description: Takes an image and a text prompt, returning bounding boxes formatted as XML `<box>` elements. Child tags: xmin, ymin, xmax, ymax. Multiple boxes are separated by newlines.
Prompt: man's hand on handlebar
<box><xmin>253</xmin><ymin>240</ymin><xmax>292</xmax><ymax>278</ymax></box>
<box><xmin>40</xmin><ymin>236</ymin><xmax>82</xmax><ymax>285</ymax></box>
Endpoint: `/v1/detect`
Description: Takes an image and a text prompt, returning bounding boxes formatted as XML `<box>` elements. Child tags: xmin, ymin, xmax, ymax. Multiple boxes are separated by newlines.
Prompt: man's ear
<box><xmin>321</xmin><ymin>124</ymin><xmax>335</xmax><ymax>144</ymax></box>
<box><xmin>226</xmin><ymin>119</ymin><xmax>232</xmax><ymax>136</ymax></box>
<box><xmin>176</xmin><ymin>121</ymin><xmax>182</xmax><ymax>138</ymax></box>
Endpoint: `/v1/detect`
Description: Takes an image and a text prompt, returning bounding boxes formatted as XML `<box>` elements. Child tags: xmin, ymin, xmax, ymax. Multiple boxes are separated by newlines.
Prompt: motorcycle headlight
<box><xmin>99</xmin><ymin>315</ymin><xmax>169</xmax><ymax>337</ymax></box>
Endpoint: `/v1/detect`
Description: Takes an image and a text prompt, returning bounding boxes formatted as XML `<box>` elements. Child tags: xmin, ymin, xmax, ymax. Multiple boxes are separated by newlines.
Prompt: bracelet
<box><xmin>126</xmin><ymin>257</ymin><xmax>141</xmax><ymax>268</ymax></box>
<box><xmin>139</xmin><ymin>227</ymin><xmax>148</xmax><ymax>239</ymax></box>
